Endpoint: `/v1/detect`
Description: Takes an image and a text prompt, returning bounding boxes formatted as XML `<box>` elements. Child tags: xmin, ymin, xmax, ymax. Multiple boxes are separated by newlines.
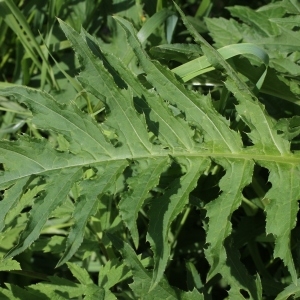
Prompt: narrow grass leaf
<box><xmin>173</xmin><ymin>43</ymin><xmax>269</xmax><ymax>89</ymax></box>
<box><xmin>186</xmin><ymin>261</ymin><xmax>203</xmax><ymax>290</ymax></box>
<box><xmin>150</xmin><ymin>43</ymin><xmax>202</xmax><ymax>63</ymax></box>
<box><xmin>195</xmin><ymin>0</ymin><xmax>211</xmax><ymax>17</ymax></box>
<box><xmin>1</xmin><ymin>0</ymin><xmax>58</xmax><ymax>88</ymax></box>
<box><xmin>137</xmin><ymin>9</ymin><xmax>174</xmax><ymax>44</ymax></box>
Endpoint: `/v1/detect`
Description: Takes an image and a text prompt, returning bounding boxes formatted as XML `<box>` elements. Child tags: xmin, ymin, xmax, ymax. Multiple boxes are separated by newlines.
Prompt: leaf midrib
<box><xmin>2</xmin><ymin>147</ymin><xmax>299</xmax><ymax>187</ymax></box>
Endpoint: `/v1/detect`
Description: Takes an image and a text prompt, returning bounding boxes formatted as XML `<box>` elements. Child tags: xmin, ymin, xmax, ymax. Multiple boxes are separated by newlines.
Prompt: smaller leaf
<box><xmin>0</xmin><ymin>177</ymin><xmax>31</xmax><ymax>232</ymax></box>
<box><xmin>57</xmin><ymin>161</ymin><xmax>127</xmax><ymax>267</ymax></box>
<box><xmin>119</xmin><ymin>158</ymin><xmax>169</xmax><ymax>248</ymax></box>
<box><xmin>84</xmin><ymin>284</ymin><xmax>105</xmax><ymax>300</ymax></box>
<box><xmin>0</xmin><ymin>284</ymin><xmax>45</xmax><ymax>300</ymax></box>
<box><xmin>227</xmin><ymin>6</ymin><xmax>280</xmax><ymax>36</ymax></box>
<box><xmin>275</xmin><ymin>116</ymin><xmax>300</xmax><ymax>140</ymax></box>
<box><xmin>137</xmin><ymin>9</ymin><xmax>174</xmax><ymax>44</ymax></box>
<box><xmin>28</xmin><ymin>276</ymin><xmax>85</xmax><ymax>299</ymax></box>
<box><xmin>147</xmin><ymin>157</ymin><xmax>210</xmax><ymax>290</ymax></box>
<box><xmin>98</xmin><ymin>259</ymin><xmax>131</xmax><ymax>289</ymax></box>
<box><xmin>166</xmin><ymin>14</ymin><xmax>178</xmax><ymax>44</ymax></box>
<box><xmin>5</xmin><ymin>169</ymin><xmax>83</xmax><ymax>259</ymax></box>
<box><xmin>172</xmin><ymin>43</ymin><xmax>269</xmax><ymax>89</ymax></box>
<box><xmin>205</xmin><ymin>17</ymin><xmax>242</xmax><ymax>48</ymax></box>
<box><xmin>262</xmin><ymin>162</ymin><xmax>300</xmax><ymax>284</ymax></box>
<box><xmin>223</xmin><ymin>240</ymin><xmax>262</xmax><ymax>300</ymax></box>
<box><xmin>186</xmin><ymin>261</ymin><xmax>203</xmax><ymax>290</ymax></box>
<box><xmin>282</xmin><ymin>0</ymin><xmax>300</xmax><ymax>14</ymax></box>
<box><xmin>150</xmin><ymin>43</ymin><xmax>202</xmax><ymax>63</ymax></box>
<box><xmin>107</xmin><ymin>233</ymin><xmax>204</xmax><ymax>299</ymax></box>
<box><xmin>67</xmin><ymin>262</ymin><xmax>93</xmax><ymax>286</ymax></box>
<box><xmin>275</xmin><ymin>278</ymin><xmax>300</xmax><ymax>300</ymax></box>
<box><xmin>0</xmin><ymin>258</ymin><xmax>21</xmax><ymax>271</ymax></box>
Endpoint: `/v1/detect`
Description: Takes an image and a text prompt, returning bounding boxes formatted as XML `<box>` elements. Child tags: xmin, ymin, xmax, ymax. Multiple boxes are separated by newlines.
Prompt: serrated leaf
<box><xmin>275</xmin><ymin>278</ymin><xmax>300</xmax><ymax>300</ymax></box>
<box><xmin>107</xmin><ymin>233</ymin><xmax>204</xmax><ymax>299</ymax></box>
<box><xmin>204</xmin><ymin>17</ymin><xmax>242</xmax><ymax>48</ymax></box>
<box><xmin>28</xmin><ymin>276</ymin><xmax>85</xmax><ymax>299</ymax></box>
<box><xmin>0</xmin><ymin>87</ymin><xmax>114</xmax><ymax>157</ymax></box>
<box><xmin>227</xmin><ymin>6</ymin><xmax>281</xmax><ymax>36</ymax></box>
<box><xmin>119</xmin><ymin>157</ymin><xmax>169</xmax><ymax>248</ymax></box>
<box><xmin>262</xmin><ymin>162</ymin><xmax>300</xmax><ymax>282</ymax></box>
<box><xmin>84</xmin><ymin>284</ymin><xmax>105</xmax><ymax>300</ymax></box>
<box><xmin>0</xmin><ymin>177</ymin><xmax>30</xmax><ymax>232</ymax></box>
<box><xmin>59</xmin><ymin>18</ymin><xmax>153</xmax><ymax>155</ymax></box>
<box><xmin>67</xmin><ymin>262</ymin><xmax>93</xmax><ymax>286</ymax></box>
<box><xmin>1</xmin><ymin>6</ymin><xmax>300</xmax><ymax>296</ymax></box>
<box><xmin>205</xmin><ymin>159</ymin><xmax>254</xmax><ymax>279</ymax></box>
<box><xmin>176</xmin><ymin>3</ymin><xmax>290</xmax><ymax>155</ymax></box>
<box><xmin>221</xmin><ymin>240</ymin><xmax>262</xmax><ymax>299</ymax></box>
<box><xmin>114</xmin><ymin>15</ymin><xmax>242</xmax><ymax>153</ymax></box>
<box><xmin>57</xmin><ymin>161</ymin><xmax>127</xmax><ymax>266</ymax></box>
<box><xmin>0</xmin><ymin>258</ymin><xmax>21</xmax><ymax>271</ymax></box>
<box><xmin>98</xmin><ymin>258</ymin><xmax>131</xmax><ymax>289</ymax></box>
<box><xmin>5</xmin><ymin>169</ymin><xmax>83</xmax><ymax>258</ymax></box>
<box><xmin>282</xmin><ymin>0</ymin><xmax>300</xmax><ymax>14</ymax></box>
<box><xmin>175</xmin><ymin>2</ymin><xmax>298</xmax><ymax>285</ymax></box>
<box><xmin>0</xmin><ymin>284</ymin><xmax>45</xmax><ymax>300</ymax></box>
<box><xmin>147</xmin><ymin>157</ymin><xmax>210</xmax><ymax>289</ymax></box>
<box><xmin>258</xmin><ymin>25</ymin><xmax>300</xmax><ymax>52</ymax></box>
<box><xmin>96</xmin><ymin>43</ymin><xmax>195</xmax><ymax>149</ymax></box>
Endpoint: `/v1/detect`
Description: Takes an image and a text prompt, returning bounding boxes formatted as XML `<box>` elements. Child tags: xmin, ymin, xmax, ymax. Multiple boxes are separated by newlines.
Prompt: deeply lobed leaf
<box><xmin>0</xmin><ymin>5</ymin><xmax>300</xmax><ymax>297</ymax></box>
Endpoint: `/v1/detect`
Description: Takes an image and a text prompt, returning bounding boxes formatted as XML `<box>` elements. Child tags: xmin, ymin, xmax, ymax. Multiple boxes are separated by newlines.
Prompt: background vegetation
<box><xmin>0</xmin><ymin>0</ymin><xmax>300</xmax><ymax>299</ymax></box>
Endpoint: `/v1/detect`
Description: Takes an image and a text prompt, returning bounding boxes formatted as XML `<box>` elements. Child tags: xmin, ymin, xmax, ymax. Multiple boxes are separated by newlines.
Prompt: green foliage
<box><xmin>0</xmin><ymin>0</ymin><xmax>300</xmax><ymax>299</ymax></box>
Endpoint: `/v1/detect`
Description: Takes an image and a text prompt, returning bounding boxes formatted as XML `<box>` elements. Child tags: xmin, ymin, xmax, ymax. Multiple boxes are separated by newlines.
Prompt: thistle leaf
<box><xmin>0</xmin><ymin>9</ymin><xmax>299</xmax><ymax>296</ymax></box>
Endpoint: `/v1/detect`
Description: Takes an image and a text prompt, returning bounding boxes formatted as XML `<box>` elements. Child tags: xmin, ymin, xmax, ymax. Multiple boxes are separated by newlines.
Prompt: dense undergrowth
<box><xmin>0</xmin><ymin>0</ymin><xmax>300</xmax><ymax>299</ymax></box>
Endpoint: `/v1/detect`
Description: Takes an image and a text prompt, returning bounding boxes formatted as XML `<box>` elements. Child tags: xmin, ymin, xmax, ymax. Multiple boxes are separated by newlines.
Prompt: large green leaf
<box><xmin>0</xmin><ymin>6</ymin><xmax>299</xmax><ymax>298</ymax></box>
